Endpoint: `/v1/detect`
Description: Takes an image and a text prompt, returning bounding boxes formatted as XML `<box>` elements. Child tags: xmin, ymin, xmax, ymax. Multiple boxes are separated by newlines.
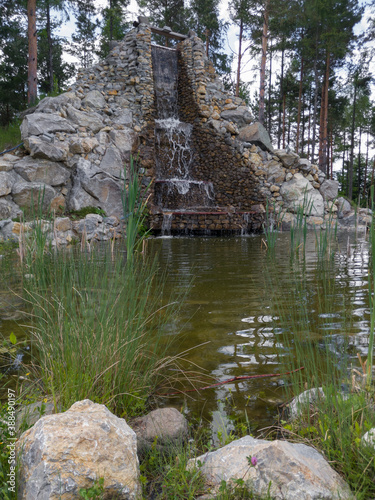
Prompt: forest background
<box><xmin>1</xmin><ymin>0</ymin><xmax>375</xmax><ymax>203</ymax></box>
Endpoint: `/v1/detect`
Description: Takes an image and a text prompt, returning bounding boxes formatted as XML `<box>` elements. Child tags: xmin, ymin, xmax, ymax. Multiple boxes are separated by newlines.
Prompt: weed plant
<box><xmin>23</xmin><ymin>245</ymin><xmax>183</xmax><ymax>417</ymax></box>
<box><xmin>289</xmin><ymin>192</ymin><xmax>314</xmax><ymax>260</ymax></box>
<box><xmin>314</xmin><ymin>203</ymin><xmax>338</xmax><ymax>262</ymax></box>
<box><xmin>262</xmin><ymin>200</ymin><xmax>284</xmax><ymax>254</ymax></box>
<box><xmin>121</xmin><ymin>156</ymin><xmax>151</xmax><ymax>262</ymax></box>
<box><xmin>271</xmin><ymin>255</ymin><xmax>375</xmax><ymax>498</ymax></box>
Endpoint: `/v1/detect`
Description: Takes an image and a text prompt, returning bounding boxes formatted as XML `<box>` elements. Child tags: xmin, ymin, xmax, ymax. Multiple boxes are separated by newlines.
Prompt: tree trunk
<box><xmin>277</xmin><ymin>45</ymin><xmax>285</xmax><ymax>149</ymax></box>
<box><xmin>258</xmin><ymin>0</ymin><xmax>269</xmax><ymax>125</ymax></box>
<box><xmin>46</xmin><ymin>0</ymin><xmax>54</xmax><ymax>93</ymax></box>
<box><xmin>296</xmin><ymin>55</ymin><xmax>304</xmax><ymax>154</ymax></box>
<box><xmin>311</xmin><ymin>30</ymin><xmax>320</xmax><ymax>163</ymax></box>
<box><xmin>235</xmin><ymin>19</ymin><xmax>243</xmax><ymax>98</ymax></box>
<box><xmin>357</xmin><ymin>125</ymin><xmax>362</xmax><ymax>202</ymax></box>
<box><xmin>322</xmin><ymin>51</ymin><xmax>330</xmax><ymax>175</ymax></box>
<box><xmin>27</xmin><ymin>0</ymin><xmax>37</xmax><ymax>105</ymax></box>
<box><xmin>363</xmin><ymin>130</ymin><xmax>369</xmax><ymax>199</ymax></box>
<box><xmin>268</xmin><ymin>39</ymin><xmax>272</xmax><ymax>133</ymax></box>
<box><xmin>348</xmin><ymin>81</ymin><xmax>357</xmax><ymax>200</ymax></box>
<box><xmin>282</xmin><ymin>93</ymin><xmax>286</xmax><ymax>149</ymax></box>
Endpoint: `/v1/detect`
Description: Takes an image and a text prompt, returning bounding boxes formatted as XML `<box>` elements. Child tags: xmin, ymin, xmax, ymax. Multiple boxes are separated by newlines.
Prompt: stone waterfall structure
<box><xmin>0</xmin><ymin>21</ymin><xmax>349</xmax><ymax>242</ymax></box>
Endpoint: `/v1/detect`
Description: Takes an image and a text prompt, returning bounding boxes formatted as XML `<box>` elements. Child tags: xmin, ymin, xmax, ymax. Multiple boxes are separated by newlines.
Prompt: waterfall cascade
<box><xmin>151</xmin><ymin>45</ymin><xmax>215</xmax><ymax>232</ymax></box>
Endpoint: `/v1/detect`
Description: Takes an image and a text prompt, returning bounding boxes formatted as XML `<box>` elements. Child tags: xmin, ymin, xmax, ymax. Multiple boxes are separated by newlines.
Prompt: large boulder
<box><xmin>188</xmin><ymin>436</ymin><xmax>352</xmax><ymax>500</ymax></box>
<box><xmin>237</xmin><ymin>122</ymin><xmax>274</xmax><ymax>152</ymax></box>
<box><xmin>0</xmin><ymin>199</ymin><xmax>22</xmax><ymax>220</ymax></box>
<box><xmin>131</xmin><ymin>408</ymin><xmax>188</xmax><ymax>453</ymax></box>
<box><xmin>35</xmin><ymin>92</ymin><xmax>81</xmax><ymax>113</ymax></box>
<box><xmin>0</xmin><ymin>153</ymin><xmax>19</xmax><ymax>172</ymax></box>
<box><xmin>288</xmin><ymin>388</ymin><xmax>325</xmax><ymax>420</ymax></box>
<box><xmin>320</xmin><ymin>180</ymin><xmax>339</xmax><ymax>201</ymax></box>
<box><xmin>280</xmin><ymin>173</ymin><xmax>324</xmax><ymax>217</ymax></box>
<box><xmin>17</xmin><ymin>399</ymin><xmax>140</xmax><ymax>500</ymax></box>
<box><xmin>14</xmin><ymin>157</ymin><xmax>70</xmax><ymax>186</ymax></box>
<box><xmin>220</xmin><ymin>107</ymin><xmax>253</xmax><ymax>129</ymax></box>
<box><xmin>66</xmin><ymin>105</ymin><xmax>104</xmax><ymax>133</ymax></box>
<box><xmin>81</xmin><ymin>173</ymin><xmax>123</xmax><ymax>217</ymax></box>
<box><xmin>82</xmin><ymin>90</ymin><xmax>106</xmax><ymax>109</ymax></box>
<box><xmin>12</xmin><ymin>182</ymin><xmax>56</xmax><ymax>211</ymax></box>
<box><xmin>109</xmin><ymin>129</ymin><xmax>138</xmax><ymax>158</ymax></box>
<box><xmin>24</xmin><ymin>136</ymin><xmax>68</xmax><ymax>162</ymax></box>
<box><xmin>274</xmin><ymin>149</ymin><xmax>300</xmax><ymax>168</ymax></box>
<box><xmin>99</xmin><ymin>145</ymin><xmax>124</xmax><ymax>178</ymax></box>
<box><xmin>20</xmin><ymin>113</ymin><xmax>76</xmax><ymax>140</ymax></box>
<box><xmin>0</xmin><ymin>171</ymin><xmax>16</xmax><ymax>196</ymax></box>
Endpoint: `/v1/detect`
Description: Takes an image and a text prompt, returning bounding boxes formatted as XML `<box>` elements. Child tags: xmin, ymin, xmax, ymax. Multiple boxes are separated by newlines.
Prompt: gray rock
<box><xmin>288</xmin><ymin>388</ymin><xmax>325</xmax><ymax>420</ymax></box>
<box><xmin>336</xmin><ymin>197</ymin><xmax>352</xmax><ymax>219</ymax></box>
<box><xmin>109</xmin><ymin>129</ymin><xmax>138</xmax><ymax>158</ymax></box>
<box><xmin>66</xmin><ymin>105</ymin><xmax>104</xmax><ymax>133</ymax></box>
<box><xmin>99</xmin><ymin>145</ymin><xmax>124</xmax><ymax>178</ymax></box>
<box><xmin>280</xmin><ymin>173</ymin><xmax>324</xmax><ymax>217</ymax></box>
<box><xmin>25</xmin><ymin>136</ymin><xmax>68</xmax><ymax>162</ymax></box>
<box><xmin>0</xmin><ymin>199</ymin><xmax>22</xmax><ymax>220</ymax></box>
<box><xmin>298</xmin><ymin>158</ymin><xmax>312</xmax><ymax>173</ymax></box>
<box><xmin>82</xmin><ymin>90</ymin><xmax>106</xmax><ymax>109</ymax></box>
<box><xmin>220</xmin><ymin>107</ymin><xmax>253</xmax><ymax>129</ymax></box>
<box><xmin>67</xmin><ymin>176</ymin><xmax>99</xmax><ymax>212</ymax></box>
<box><xmin>320</xmin><ymin>180</ymin><xmax>339</xmax><ymax>201</ymax></box>
<box><xmin>274</xmin><ymin>149</ymin><xmax>300</xmax><ymax>168</ymax></box>
<box><xmin>0</xmin><ymin>172</ymin><xmax>15</xmax><ymax>196</ymax></box>
<box><xmin>0</xmin><ymin>154</ymin><xmax>18</xmax><ymax>172</ymax></box>
<box><xmin>267</xmin><ymin>162</ymin><xmax>285</xmax><ymax>184</ymax></box>
<box><xmin>188</xmin><ymin>435</ymin><xmax>352</xmax><ymax>500</ymax></box>
<box><xmin>14</xmin><ymin>157</ymin><xmax>70</xmax><ymax>186</ymax></box>
<box><xmin>113</xmin><ymin>109</ymin><xmax>133</xmax><ymax>126</ymax></box>
<box><xmin>12</xmin><ymin>182</ymin><xmax>56</xmax><ymax>211</ymax></box>
<box><xmin>69</xmin><ymin>136</ymin><xmax>99</xmax><ymax>154</ymax></box>
<box><xmin>81</xmin><ymin>174</ymin><xmax>123</xmax><ymax>217</ymax></box>
<box><xmin>77</xmin><ymin>214</ymin><xmax>103</xmax><ymax>239</ymax></box>
<box><xmin>131</xmin><ymin>408</ymin><xmax>188</xmax><ymax>453</ymax></box>
<box><xmin>20</xmin><ymin>112</ymin><xmax>76</xmax><ymax>140</ymax></box>
<box><xmin>35</xmin><ymin>92</ymin><xmax>81</xmax><ymax>113</ymax></box>
<box><xmin>237</xmin><ymin>122</ymin><xmax>274</xmax><ymax>152</ymax></box>
<box><xmin>17</xmin><ymin>399</ymin><xmax>140</xmax><ymax>500</ymax></box>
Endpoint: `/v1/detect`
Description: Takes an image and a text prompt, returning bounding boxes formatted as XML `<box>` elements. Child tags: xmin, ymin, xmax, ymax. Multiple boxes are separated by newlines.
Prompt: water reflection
<box><xmin>149</xmin><ymin>233</ymin><xmax>372</xmax><ymax>433</ymax></box>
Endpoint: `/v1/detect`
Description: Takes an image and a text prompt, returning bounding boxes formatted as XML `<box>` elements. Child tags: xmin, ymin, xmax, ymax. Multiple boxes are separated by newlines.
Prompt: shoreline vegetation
<box><xmin>0</xmin><ymin>173</ymin><xmax>375</xmax><ymax>498</ymax></box>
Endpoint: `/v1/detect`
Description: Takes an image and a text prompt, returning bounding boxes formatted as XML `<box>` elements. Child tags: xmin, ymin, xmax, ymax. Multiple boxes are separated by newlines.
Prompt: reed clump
<box><xmin>271</xmin><ymin>256</ymin><xmax>375</xmax><ymax>498</ymax></box>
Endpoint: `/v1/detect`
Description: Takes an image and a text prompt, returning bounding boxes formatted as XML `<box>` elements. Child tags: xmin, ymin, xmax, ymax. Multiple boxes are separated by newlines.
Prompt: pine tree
<box><xmin>68</xmin><ymin>0</ymin><xmax>99</xmax><ymax>68</ymax></box>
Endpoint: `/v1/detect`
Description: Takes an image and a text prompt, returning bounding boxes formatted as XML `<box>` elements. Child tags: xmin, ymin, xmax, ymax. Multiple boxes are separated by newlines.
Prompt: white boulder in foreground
<box><xmin>188</xmin><ymin>435</ymin><xmax>353</xmax><ymax>499</ymax></box>
<box><xmin>17</xmin><ymin>399</ymin><xmax>140</xmax><ymax>499</ymax></box>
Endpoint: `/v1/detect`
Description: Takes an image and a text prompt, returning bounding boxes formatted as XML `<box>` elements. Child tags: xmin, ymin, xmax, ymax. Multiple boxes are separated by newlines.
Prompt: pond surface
<box><xmin>0</xmin><ymin>231</ymin><xmax>372</xmax><ymax>439</ymax></box>
<box><xmin>148</xmin><ymin>232</ymin><xmax>371</xmax><ymax>437</ymax></box>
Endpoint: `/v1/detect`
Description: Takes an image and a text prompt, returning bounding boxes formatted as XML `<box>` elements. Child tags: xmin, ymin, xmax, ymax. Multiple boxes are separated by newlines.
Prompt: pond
<box><xmin>149</xmin><ymin>231</ymin><xmax>371</xmax><ymax>437</ymax></box>
<box><xmin>0</xmin><ymin>230</ymin><xmax>372</xmax><ymax>440</ymax></box>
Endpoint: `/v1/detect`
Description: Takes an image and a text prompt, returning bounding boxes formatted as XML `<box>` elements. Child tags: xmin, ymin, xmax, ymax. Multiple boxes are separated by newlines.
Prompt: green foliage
<box><xmin>79</xmin><ymin>477</ymin><xmax>105</xmax><ymax>499</ymax></box>
<box><xmin>0</xmin><ymin>119</ymin><xmax>22</xmax><ymax>152</ymax></box>
<box><xmin>68</xmin><ymin>206</ymin><xmax>107</xmax><ymax>220</ymax></box>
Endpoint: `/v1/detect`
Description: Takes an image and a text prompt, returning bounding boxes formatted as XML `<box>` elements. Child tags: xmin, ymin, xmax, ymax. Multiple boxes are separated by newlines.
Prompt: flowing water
<box><xmin>0</xmin><ymin>231</ymin><xmax>372</xmax><ymax>439</ymax></box>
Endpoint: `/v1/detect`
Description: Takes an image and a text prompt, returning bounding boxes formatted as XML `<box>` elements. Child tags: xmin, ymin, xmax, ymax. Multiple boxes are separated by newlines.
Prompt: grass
<box><xmin>0</xmin><ymin>119</ymin><xmax>22</xmax><ymax>153</ymax></box>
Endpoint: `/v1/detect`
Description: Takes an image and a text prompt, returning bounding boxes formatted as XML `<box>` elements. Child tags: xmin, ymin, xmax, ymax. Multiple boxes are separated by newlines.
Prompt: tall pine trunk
<box><xmin>296</xmin><ymin>55</ymin><xmax>304</xmax><ymax>154</ymax></box>
<box><xmin>258</xmin><ymin>0</ymin><xmax>269</xmax><ymax>125</ymax></box>
<box><xmin>348</xmin><ymin>81</ymin><xmax>357</xmax><ymax>200</ymax></box>
<box><xmin>311</xmin><ymin>31</ymin><xmax>320</xmax><ymax>163</ymax></box>
<box><xmin>27</xmin><ymin>0</ymin><xmax>37</xmax><ymax>105</ymax></box>
<box><xmin>235</xmin><ymin>19</ymin><xmax>243</xmax><ymax>98</ymax></box>
<box><xmin>277</xmin><ymin>45</ymin><xmax>285</xmax><ymax>149</ymax></box>
<box><xmin>46</xmin><ymin>0</ymin><xmax>54</xmax><ymax>93</ymax></box>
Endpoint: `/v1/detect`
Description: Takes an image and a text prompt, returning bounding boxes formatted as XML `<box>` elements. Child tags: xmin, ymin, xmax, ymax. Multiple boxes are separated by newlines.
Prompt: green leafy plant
<box><xmin>79</xmin><ymin>477</ymin><xmax>105</xmax><ymax>499</ymax></box>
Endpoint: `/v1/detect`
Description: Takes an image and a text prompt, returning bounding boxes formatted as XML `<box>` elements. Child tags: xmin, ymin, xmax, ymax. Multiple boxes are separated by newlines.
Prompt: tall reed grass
<box><xmin>270</xmin><ymin>253</ymin><xmax>375</xmax><ymax>498</ymax></box>
<box><xmin>24</xmin><ymin>245</ymin><xmax>182</xmax><ymax>416</ymax></box>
